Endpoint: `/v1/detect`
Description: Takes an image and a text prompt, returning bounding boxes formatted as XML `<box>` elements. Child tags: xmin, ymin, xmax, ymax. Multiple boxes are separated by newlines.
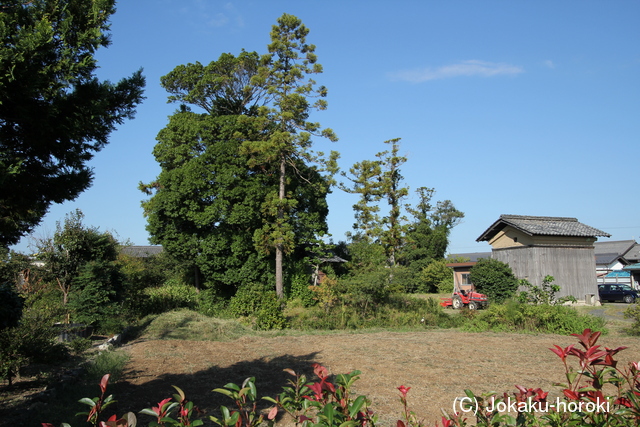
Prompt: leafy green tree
<box><xmin>243</xmin><ymin>14</ymin><xmax>339</xmax><ymax>299</ymax></box>
<box><xmin>342</xmin><ymin>140</ymin><xmax>463</xmax><ymax>282</ymax></box>
<box><xmin>419</xmin><ymin>259</ymin><xmax>453</xmax><ymax>293</ymax></box>
<box><xmin>36</xmin><ymin>209</ymin><xmax>122</xmax><ymax>323</ymax></box>
<box><xmin>0</xmin><ymin>0</ymin><xmax>145</xmax><ymax>247</ymax></box>
<box><xmin>141</xmin><ymin>45</ymin><xmax>332</xmax><ymax>297</ymax></box>
<box><xmin>0</xmin><ymin>283</ymin><xmax>23</xmax><ymax>330</ymax></box>
<box><xmin>400</xmin><ymin>187</ymin><xmax>464</xmax><ymax>290</ymax></box>
<box><xmin>469</xmin><ymin>258</ymin><xmax>519</xmax><ymax>303</ymax></box>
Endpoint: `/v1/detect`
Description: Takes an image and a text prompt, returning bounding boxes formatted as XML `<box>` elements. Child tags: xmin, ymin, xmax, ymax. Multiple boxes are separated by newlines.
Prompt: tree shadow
<box><xmin>13</xmin><ymin>350</ymin><xmax>322</xmax><ymax>426</ymax></box>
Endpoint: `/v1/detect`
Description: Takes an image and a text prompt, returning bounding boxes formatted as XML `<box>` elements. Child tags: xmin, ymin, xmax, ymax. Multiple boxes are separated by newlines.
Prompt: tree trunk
<box><xmin>275</xmin><ymin>155</ymin><xmax>286</xmax><ymax>299</ymax></box>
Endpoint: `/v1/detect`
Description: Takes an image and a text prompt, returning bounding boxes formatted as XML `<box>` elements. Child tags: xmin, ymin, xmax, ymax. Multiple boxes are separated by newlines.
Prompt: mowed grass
<box><xmin>140</xmin><ymin>309</ymin><xmax>253</xmax><ymax>341</ymax></box>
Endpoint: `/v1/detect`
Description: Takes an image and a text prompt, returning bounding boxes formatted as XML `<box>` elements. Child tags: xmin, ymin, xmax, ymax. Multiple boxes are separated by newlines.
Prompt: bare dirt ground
<box><xmin>110</xmin><ymin>328</ymin><xmax>640</xmax><ymax>426</ymax></box>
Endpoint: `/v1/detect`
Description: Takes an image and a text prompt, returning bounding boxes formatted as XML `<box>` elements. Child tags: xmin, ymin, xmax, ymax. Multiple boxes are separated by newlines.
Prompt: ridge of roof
<box><xmin>477</xmin><ymin>214</ymin><xmax>611</xmax><ymax>242</ymax></box>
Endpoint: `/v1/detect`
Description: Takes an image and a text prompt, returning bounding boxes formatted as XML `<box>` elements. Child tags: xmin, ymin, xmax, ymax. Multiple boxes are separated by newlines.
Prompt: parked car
<box><xmin>597</xmin><ymin>284</ymin><xmax>639</xmax><ymax>303</ymax></box>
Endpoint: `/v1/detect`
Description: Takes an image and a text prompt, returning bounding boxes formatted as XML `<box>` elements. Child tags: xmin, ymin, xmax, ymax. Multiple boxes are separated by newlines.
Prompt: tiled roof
<box><xmin>120</xmin><ymin>245</ymin><xmax>164</xmax><ymax>257</ymax></box>
<box><xmin>477</xmin><ymin>215</ymin><xmax>611</xmax><ymax>242</ymax></box>
<box><xmin>595</xmin><ymin>253</ymin><xmax>622</xmax><ymax>266</ymax></box>
<box><xmin>594</xmin><ymin>240</ymin><xmax>636</xmax><ymax>256</ymax></box>
<box><xmin>623</xmin><ymin>244</ymin><xmax>640</xmax><ymax>262</ymax></box>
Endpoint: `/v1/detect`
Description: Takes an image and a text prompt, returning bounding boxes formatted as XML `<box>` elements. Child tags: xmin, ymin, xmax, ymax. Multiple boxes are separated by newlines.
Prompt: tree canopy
<box><xmin>0</xmin><ymin>0</ymin><xmax>145</xmax><ymax>247</ymax></box>
<box><xmin>141</xmin><ymin>43</ymin><xmax>332</xmax><ymax>296</ymax></box>
<box><xmin>341</xmin><ymin>139</ymin><xmax>463</xmax><ymax>278</ymax></box>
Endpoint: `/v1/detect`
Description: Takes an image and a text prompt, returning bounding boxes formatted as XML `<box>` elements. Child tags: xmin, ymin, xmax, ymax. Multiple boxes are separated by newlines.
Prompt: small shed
<box><xmin>476</xmin><ymin>215</ymin><xmax>610</xmax><ymax>301</ymax></box>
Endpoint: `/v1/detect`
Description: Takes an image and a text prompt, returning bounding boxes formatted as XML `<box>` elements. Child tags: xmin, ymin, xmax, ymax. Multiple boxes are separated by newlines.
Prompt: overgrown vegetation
<box><xmin>624</xmin><ymin>303</ymin><xmax>640</xmax><ymax>335</ymax></box>
<box><xmin>460</xmin><ymin>299</ymin><xmax>607</xmax><ymax>335</ymax></box>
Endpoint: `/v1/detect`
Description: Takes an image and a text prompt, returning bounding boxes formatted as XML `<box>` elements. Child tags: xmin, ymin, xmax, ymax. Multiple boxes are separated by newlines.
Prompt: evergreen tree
<box><xmin>0</xmin><ymin>0</ymin><xmax>145</xmax><ymax>246</ymax></box>
<box><xmin>243</xmin><ymin>14</ymin><xmax>338</xmax><ymax>298</ymax></box>
<box><xmin>141</xmin><ymin>38</ymin><xmax>333</xmax><ymax>296</ymax></box>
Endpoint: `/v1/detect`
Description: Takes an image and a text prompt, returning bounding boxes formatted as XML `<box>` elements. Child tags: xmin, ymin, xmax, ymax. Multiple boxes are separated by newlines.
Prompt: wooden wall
<box><xmin>492</xmin><ymin>246</ymin><xmax>598</xmax><ymax>300</ymax></box>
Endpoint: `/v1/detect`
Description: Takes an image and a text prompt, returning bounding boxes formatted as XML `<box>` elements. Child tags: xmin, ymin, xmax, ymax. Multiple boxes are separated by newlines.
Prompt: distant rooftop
<box><xmin>448</xmin><ymin>252</ymin><xmax>491</xmax><ymax>263</ymax></box>
<box><xmin>121</xmin><ymin>245</ymin><xmax>163</xmax><ymax>257</ymax></box>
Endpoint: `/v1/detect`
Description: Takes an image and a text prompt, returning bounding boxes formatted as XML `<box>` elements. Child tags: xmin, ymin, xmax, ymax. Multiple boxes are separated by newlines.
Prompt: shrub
<box><xmin>469</xmin><ymin>258</ymin><xmax>519</xmax><ymax>303</ymax></box>
<box><xmin>624</xmin><ymin>303</ymin><xmax>640</xmax><ymax>335</ymax></box>
<box><xmin>68</xmin><ymin>337</ymin><xmax>93</xmax><ymax>355</ymax></box>
<box><xmin>517</xmin><ymin>275</ymin><xmax>576</xmax><ymax>305</ymax></box>
<box><xmin>0</xmin><ymin>283</ymin><xmax>24</xmax><ymax>330</ymax></box>
<box><xmin>461</xmin><ymin>300</ymin><xmax>607</xmax><ymax>335</ymax></box>
<box><xmin>86</xmin><ymin>351</ymin><xmax>130</xmax><ymax>382</ymax></box>
<box><xmin>286</xmin><ymin>271</ymin><xmax>316</xmax><ymax>307</ymax></box>
<box><xmin>338</xmin><ymin>267</ymin><xmax>393</xmax><ymax>316</ymax></box>
<box><xmin>229</xmin><ymin>284</ymin><xmax>287</xmax><ymax>330</ymax></box>
<box><xmin>288</xmin><ymin>294</ymin><xmax>459</xmax><ymax>330</ymax></box>
<box><xmin>136</xmin><ymin>279</ymin><xmax>199</xmax><ymax>317</ymax></box>
<box><xmin>418</xmin><ymin>259</ymin><xmax>452</xmax><ymax>293</ymax></box>
<box><xmin>196</xmin><ymin>288</ymin><xmax>229</xmax><ymax>317</ymax></box>
<box><xmin>0</xmin><ymin>305</ymin><xmax>67</xmax><ymax>385</ymax></box>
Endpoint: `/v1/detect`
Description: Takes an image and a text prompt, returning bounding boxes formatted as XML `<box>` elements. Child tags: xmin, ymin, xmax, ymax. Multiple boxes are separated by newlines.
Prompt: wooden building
<box><xmin>476</xmin><ymin>215</ymin><xmax>610</xmax><ymax>301</ymax></box>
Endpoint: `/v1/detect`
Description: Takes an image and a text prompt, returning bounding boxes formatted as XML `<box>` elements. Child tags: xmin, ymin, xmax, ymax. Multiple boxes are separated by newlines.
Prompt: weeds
<box><xmin>86</xmin><ymin>350</ymin><xmax>129</xmax><ymax>382</ymax></box>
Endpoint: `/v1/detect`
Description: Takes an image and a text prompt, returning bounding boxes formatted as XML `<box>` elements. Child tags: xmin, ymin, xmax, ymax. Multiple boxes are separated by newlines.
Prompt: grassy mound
<box><xmin>140</xmin><ymin>309</ymin><xmax>252</xmax><ymax>341</ymax></box>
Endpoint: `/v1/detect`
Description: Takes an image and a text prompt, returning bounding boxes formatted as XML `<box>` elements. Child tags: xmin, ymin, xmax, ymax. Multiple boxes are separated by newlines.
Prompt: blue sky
<box><xmin>12</xmin><ymin>0</ymin><xmax>640</xmax><ymax>255</ymax></box>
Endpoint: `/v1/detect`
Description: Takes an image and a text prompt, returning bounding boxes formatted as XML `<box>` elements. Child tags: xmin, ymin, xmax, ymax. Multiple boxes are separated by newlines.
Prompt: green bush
<box><xmin>68</xmin><ymin>337</ymin><xmax>92</xmax><ymax>355</ymax></box>
<box><xmin>418</xmin><ymin>259</ymin><xmax>452</xmax><ymax>293</ymax></box>
<box><xmin>86</xmin><ymin>350</ymin><xmax>129</xmax><ymax>382</ymax></box>
<box><xmin>623</xmin><ymin>303</ymin><xmax>640</xmax><ymax>335</ymax></box>
<box><xmin>196</xmin><ymin>288</ymin><xmax>230</xmax><ymax>317</ymax></box>
<box><xmin>288</xmin><ymin>294</ymin><xmax>458</xmax><ymax>330</ymax></box>
<box><xmin>136</xmin><ymin>279</ymin><xmax>199</xmax><ymax>317</ymax></box>
<box><xmin>286</xmin><ymin>271</ymin><xmax>316</xmax><ymax>307</ymax></box>
<box><xmin>338</xmin><ymin>268</ymin><xmax>393</xmax><ymax>316</ymax></box>
<box><xmin>0</xmin><ymin>283</ymin><xmax>24</xmax><ymax>330</ymax></box>
<box><xmin>0</xmin><ymin>305</ymin><xmax>68</xmax><ymax>385</ymax></box>
<box><xmin>229</xmin><ymin>284</ymin><xmax>287</xmax><ymax>330</ymax></box>
<box><xmin>461</xmin><ymin>300</ymin><xmax>607</xmax><ymax>335</ymax></box>
<box><xmin>469</xmin><ymin>258</ymin><xmax>519</xmax><ymax>303</ymax></box>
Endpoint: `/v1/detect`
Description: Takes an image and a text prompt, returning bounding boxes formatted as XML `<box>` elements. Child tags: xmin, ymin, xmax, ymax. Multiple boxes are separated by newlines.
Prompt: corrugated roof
<box><xmin>623</xmin><ymin>263</ymin><xmax>640</xmax><ymax>271</ymax></box>
<box><xmin>477</xmin><ymin>215</ymin><xmax>611</xmax><ymax>242</ymax></box>
<box><xmin>606</xmin><ymin>270</ymin><xmax>631</xmax><ymax>277</ymax></box>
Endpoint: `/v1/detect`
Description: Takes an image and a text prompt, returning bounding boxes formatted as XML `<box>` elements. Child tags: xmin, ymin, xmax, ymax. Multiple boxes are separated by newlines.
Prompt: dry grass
<box><xmin>113</xmin><ymin>326</ymin><xmax>640</xmax><ymax>426</ymax></box>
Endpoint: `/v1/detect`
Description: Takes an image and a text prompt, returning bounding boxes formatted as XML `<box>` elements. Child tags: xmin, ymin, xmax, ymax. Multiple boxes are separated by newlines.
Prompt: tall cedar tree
<box><xmin>243</xmin><ymin>14</ymin><xmax>338</xmax><ymax>299</ymax></box>
<box><xmin>0</xmin><ymin>0</ymin><xmax>145</xmax><ymax>247</ymax></box>
<box><xmin>341</xmin><ymin>139</ymin><xmax>408</xmax><ymax>267</ymax></box>
<box><xmin>342</xmin><ymin>139</ymin><xmax>464</xmax><ymax>273</ymax></box>
<box><xmin>141</xmin><ymin>47</ymin><xmax>331</xmax><ymax>295</ymax></box>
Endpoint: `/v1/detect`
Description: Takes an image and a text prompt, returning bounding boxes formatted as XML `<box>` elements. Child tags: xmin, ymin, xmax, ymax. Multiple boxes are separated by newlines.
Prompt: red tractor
<box><xmin>440</xmin><ymin>284</ymin><xmax>488</xmax><ymax>310</ymax></box>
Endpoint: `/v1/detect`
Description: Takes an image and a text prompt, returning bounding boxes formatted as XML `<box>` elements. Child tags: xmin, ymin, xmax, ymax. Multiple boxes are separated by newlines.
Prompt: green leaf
<box><xmin>172</xmin><ymin>385</ymin><xmax>186</xmax><ymax>402</ymax></box>
<box><xmin>213</xmin><ymin>388</ymin><xmax>234</xmax><ymax>398</ymax></box>
<box><xmin>223</xmin><ymin>382</ymin><xmax>241</xmax><ymax>391</ymax></box>
<box><xmin>140</xmin><ymin>408</ymin><xmax>160</xmax><ymax>417</ymax></box>
<box><xmin>348</xmin><ymin>395</ymin><xmax>366</xmax><ymax>419</ymax></box>
<box><xmin>78</xmin><ymin>397</ymin><xmax>96</xmax><ymax>407</ymax></box>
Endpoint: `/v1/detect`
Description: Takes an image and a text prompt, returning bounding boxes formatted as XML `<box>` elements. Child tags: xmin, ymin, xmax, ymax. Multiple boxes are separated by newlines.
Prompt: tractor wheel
<box><xmin>468</xmin><ymin>301</ymin><xmax>478</xmax><ymax>310</ymax></box>
<box><xmin>452</xmin><ymin>296</ymin><xmax>463</xmax><ymax>309</ymax></box>
<box><xmin>624</xmin><ymin>295</ymin><xmax>635</xmax><ymax>304</ymax></box>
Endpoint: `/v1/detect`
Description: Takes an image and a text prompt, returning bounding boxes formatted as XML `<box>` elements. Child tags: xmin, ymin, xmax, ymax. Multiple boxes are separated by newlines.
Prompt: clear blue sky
<box><xmin>12</xmin><ymin>0</ymin><xmax>640</xmax><ymax>255</ymax></box>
